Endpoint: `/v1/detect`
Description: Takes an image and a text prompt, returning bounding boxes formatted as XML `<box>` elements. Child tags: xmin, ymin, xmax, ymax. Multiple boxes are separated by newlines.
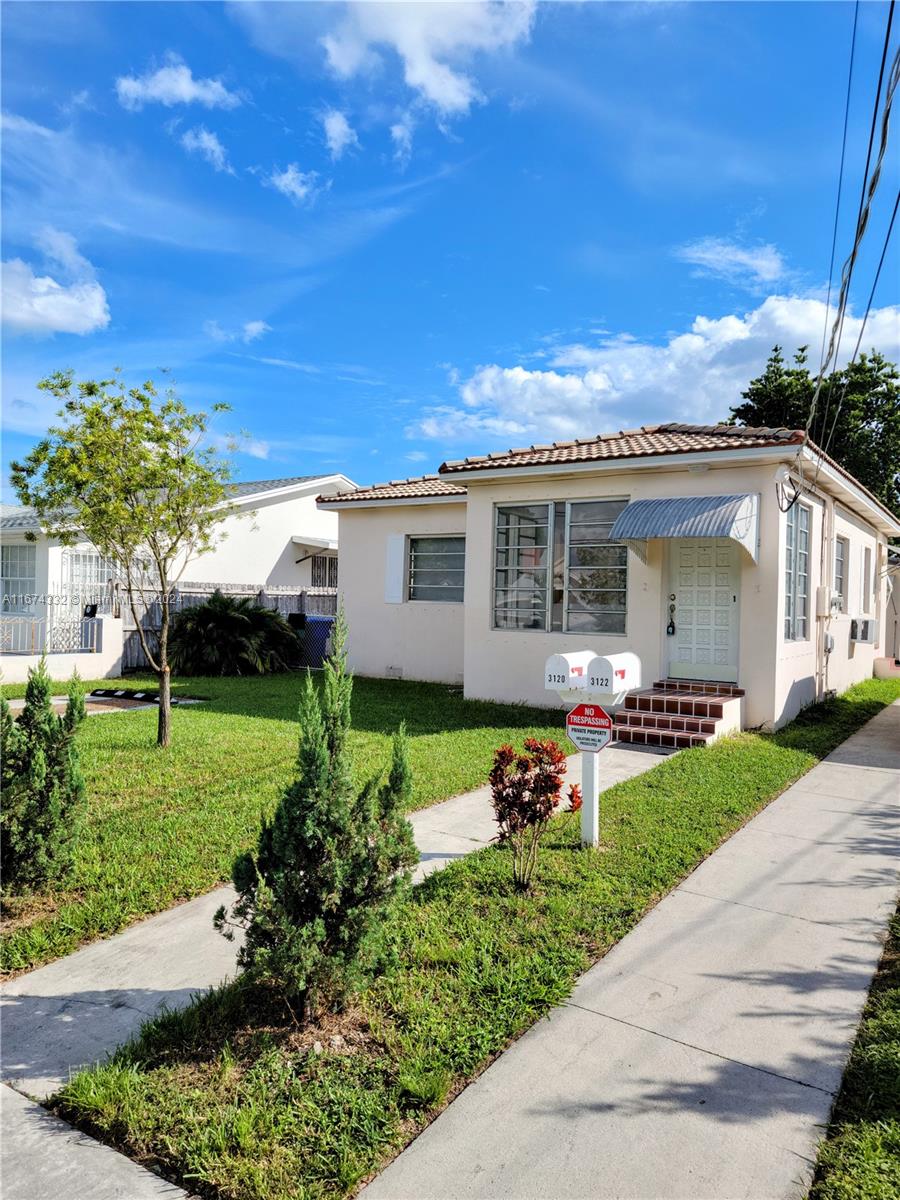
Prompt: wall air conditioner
<box><xmin>850</xmin><ymin>618</ymin><xmax>878</xmax><ymax>644</ymax></box>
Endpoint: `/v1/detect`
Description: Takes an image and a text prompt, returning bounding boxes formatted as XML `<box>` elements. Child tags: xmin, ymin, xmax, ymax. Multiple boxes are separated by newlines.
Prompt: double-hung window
<box><xmin>1</xmin><ymin>544</ymin><xmax>37</xmax><ymax>612</ymax></box>
<box><xmin>833</xmin><ymin>536</ymin><xmax>848</xmax><ymax>612</ymax></box>
<box><xmin>493</xmin><ymin>499</ymin><xmax>628</xmax><ymax>633</ymax></box>
<box><xmin>784</xmin><ymin>502</ymin><xmax>810</xmax><ymax>640</ymax></box>
<box><xmin>408</xmin><ymin>536</ymin><xmax>465</xmax><ymax>602</ymax></box>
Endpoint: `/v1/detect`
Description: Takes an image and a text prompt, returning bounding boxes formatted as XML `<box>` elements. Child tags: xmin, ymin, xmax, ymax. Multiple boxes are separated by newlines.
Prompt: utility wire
<box><xmin>780</xmin><ymin>2</ymin><xmax>899</xmax><ymax>512</ymax></box>
<box><xmin>820</xmin><ymin>184</ymin><xmax>900</xmax><ymax>463</ymax></box>
<box><xmin>818</xmin><ymin>0</ymin><xmax>860</xmax><ymax>377</ymax></box>
<box><xmin>804</xmin><ymin>0</ymin><xmax>895</xmax><ymax>444</ymax></box>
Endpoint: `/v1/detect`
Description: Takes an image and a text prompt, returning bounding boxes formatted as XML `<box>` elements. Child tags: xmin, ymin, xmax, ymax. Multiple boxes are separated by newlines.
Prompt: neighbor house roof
<box><xmin>228</xmin><ymin>474</ymin><xmax>345</xmax><ymax>500</ymax></box>
<box><xmin>0</xmin><ymin>504</ymin><xmax>42</xmax><ymax>532</ymax></box>
<box><xmin>439</xmin><ymin>424</ymin><xmax>803</xmax><ymax>474</ymax></box>
<box><xmin>319</xmin><ymin>474</ymin><xmax>468</xmax><ymax>505</ymax></box>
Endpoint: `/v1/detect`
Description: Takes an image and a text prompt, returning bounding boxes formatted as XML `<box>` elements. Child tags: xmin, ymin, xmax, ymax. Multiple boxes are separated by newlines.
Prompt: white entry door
<box><xmin>667</xmin><ymin>538</ymin><xmax>740</xmax><ymax>683</ymax></box>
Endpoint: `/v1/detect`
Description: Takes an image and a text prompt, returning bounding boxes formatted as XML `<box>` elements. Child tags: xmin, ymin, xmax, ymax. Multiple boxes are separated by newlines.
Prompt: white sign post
<box><xmin>566</xmin><ymin>703</ymin><xmax>612</xmax><ymax>847</ymax></box>
<box><xmin>545</xmin><ymin>651</ymin><xmax>641</xmax><ymax>849</ymax></box>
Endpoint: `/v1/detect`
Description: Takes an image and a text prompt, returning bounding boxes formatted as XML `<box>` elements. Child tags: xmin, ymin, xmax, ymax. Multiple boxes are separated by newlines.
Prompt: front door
<box><xmin>667</xmin><ymin>538</ymin><xmax>740</xmax><ymax>683</ymax></box>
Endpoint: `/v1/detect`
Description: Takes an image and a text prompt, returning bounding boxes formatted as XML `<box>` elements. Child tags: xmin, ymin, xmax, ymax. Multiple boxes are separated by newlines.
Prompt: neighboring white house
<box><xmin>320</xmin><ymin>423</ymin><xmax>899</xmax><ymax>736</ymax></box>
<box><xmin>0</xmin><ymin>472</ymin><xmax>355</xmax><ymax>682</ymax></box>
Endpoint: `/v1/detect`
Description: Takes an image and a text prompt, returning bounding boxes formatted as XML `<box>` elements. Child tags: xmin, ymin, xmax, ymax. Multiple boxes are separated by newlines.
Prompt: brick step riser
<box><xmin>615</xmin><ymin>713</ymin><xmax>717</xmax><ymax>735</ymax></box>
<box><xmin>653</xmin><ymin>679</ymin><xmax>745</xmax><ymax>698</ymax></box>
<box><xmin>625</xmin><ymin>696</ymin><xmax>726</xmax><ymax>720</ymax></box>
<box><xmin>616</xmin><ymin>727</ymin><xmax>711</xmax><ymax>750</ymax></box>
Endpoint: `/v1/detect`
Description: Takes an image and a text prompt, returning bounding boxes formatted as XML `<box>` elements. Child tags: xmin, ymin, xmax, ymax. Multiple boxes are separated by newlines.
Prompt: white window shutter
<box><xmin>384</xmin><ymin>534</ymin><xmax>406</xmax><ymax>603</ymax></box>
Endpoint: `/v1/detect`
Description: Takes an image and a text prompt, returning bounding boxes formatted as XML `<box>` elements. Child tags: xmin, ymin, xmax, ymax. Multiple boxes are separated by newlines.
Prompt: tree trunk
<box><xmin>157</xmin><ymin>665</ymin><xmax>171</xmax><ymax>748</ymax></box>
<box><xmin>157</xmin><ymin>590</ymin><xmax>171</xmax><ymax>748</ymax></box>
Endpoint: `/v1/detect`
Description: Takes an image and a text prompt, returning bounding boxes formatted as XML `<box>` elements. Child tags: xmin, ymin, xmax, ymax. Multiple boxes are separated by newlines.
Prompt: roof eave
<box><xmin>317</xmin><ymin>493</ymin><xmax>467</xmax><ymax>511</ymax></box>
<box><xmin>438</xmin><ymin>443</ymin><xmax>795</xmax><ymax>482</ymax></box>
<box><xmin>798</xmin><ymin>447</ymin><xmax>900</xmax><ymax>536</ymax></box>
<box><xmin>221</xmin><ymin>473</ymin><xmax>357</xmax><ymax>510</ymax></box>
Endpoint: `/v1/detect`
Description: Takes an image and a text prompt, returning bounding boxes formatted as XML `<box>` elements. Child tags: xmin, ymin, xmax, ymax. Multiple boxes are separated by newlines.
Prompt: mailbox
<box><xmin>545</xmin><ymin>650</ymin><xmax>594</xmax><ymax>694</ymax></box>
<box><xmin>584</xmin><ymin>652</ymin><xmax>641</xmax><ymax>696</ymax></box>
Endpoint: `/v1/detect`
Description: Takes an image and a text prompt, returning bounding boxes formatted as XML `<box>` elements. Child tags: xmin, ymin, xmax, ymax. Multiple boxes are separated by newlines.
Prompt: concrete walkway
<box><xmin>363</xmin><ymin>701</ymin><xmax>900</xmax><ymax>1200</ymax></box>
<box><xmin>1</xmin><ymin>743</ymin><xmax>663</xmax><ymax>1200</ymax></box>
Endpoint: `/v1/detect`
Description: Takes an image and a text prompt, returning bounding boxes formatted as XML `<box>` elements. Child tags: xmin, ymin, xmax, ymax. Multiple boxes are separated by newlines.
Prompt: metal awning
<box><xmin>291</xmin><ymin>535</ymin><xmax>338</xmax><ymax>551</ymax></box>
<box><xmin>609</xmin><ymin>494</ymin><xmax>759</xmax><ymax>562</ymax></box>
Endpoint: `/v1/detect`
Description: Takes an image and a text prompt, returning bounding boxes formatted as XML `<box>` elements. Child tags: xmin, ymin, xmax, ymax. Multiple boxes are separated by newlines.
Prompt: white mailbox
<box><xmin>544</xmin><ymin>650</ymin><xmax>595</xmax><ymax>695</ymax></box>
<box><xmin>584</xmin><ymin>652</ymin><xmax>641</xmax><ymax>696</ymax></box>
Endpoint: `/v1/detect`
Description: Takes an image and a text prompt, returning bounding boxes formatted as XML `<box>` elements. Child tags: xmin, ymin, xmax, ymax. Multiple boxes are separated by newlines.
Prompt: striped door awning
<box><xmin>609</xmin><ymin>494</ymin><xmax>759</xmax><ymax>562</ymax></box>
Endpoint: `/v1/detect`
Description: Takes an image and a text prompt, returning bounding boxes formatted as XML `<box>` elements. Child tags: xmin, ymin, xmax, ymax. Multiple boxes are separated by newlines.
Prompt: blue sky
<box><xmin>2</xmin><ymin>1</ymin><xmax>898</xmax><ymax>496</ymax></box>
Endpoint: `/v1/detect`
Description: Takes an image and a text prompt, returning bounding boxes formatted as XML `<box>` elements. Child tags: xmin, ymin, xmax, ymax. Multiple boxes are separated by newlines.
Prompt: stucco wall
<box><xmin>821</xmin><ymin>505</ymin><xmax>886</xmax><ymax>699</ymax></box>
<box><xmin>336</xmin><ymin>502</ymin><xmax>467</xmax><ymax>683</ymax></box>
<box><xmin>182</xmin><ymin>486</ymin><xmax>343</xmax><ymax>588</ymax></box>
<box><xmin>461</xmin><ymin>461</ymin><xmax>784</xmax><ymax>726</ymax></box>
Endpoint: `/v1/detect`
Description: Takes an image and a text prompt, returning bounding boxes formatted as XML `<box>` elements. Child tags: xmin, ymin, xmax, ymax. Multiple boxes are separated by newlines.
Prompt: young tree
<box><xmin>729</xmin><ymin>346</ymin><xmax>900</xmax><ymax>513</ymax></box>
<box><xmin>1</xmin><ymin>659</ymin><xmax>86</xmax><ymax>895</ymax></box>
<box><xmin>11</xmin><ymin>372</ymin><xmax>234</xmax><ymax>747</ymax></box>
<box><xmin>215</xmin><ymin>614</ymin><xmax>418</xmax><ymax>1020</ymax></box>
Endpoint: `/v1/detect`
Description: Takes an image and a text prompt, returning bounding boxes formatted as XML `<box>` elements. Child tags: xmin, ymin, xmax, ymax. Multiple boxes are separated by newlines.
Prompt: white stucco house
<box><xmin>1</xmin><ymin>472</ymin><xmax>355</xmax><ymax>682</ymax></box>
<box><xmin>319</xmin><ymin>423</ymin><xmax>899</xmax><ymax>740</ymax></box>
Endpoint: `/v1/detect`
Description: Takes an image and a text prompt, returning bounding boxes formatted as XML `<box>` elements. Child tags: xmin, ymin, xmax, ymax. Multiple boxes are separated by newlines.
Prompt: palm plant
<box><xmin>168</xmin><ymin>590</ymin><xmax>300</xmax><ymax>676</ymax></box>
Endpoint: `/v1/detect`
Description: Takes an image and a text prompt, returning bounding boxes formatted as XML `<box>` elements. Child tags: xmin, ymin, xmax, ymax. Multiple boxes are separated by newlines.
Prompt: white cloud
<box><xmin>390</xmin><ymin>112</ymin><xmax>415</xmax><ymax>166</ymax></box>
<box><xmin>405</xmin><ymin>449</ymin><xmax>428</xmax><ymax>462</ymax></box>
<box><xmin>116</xmin><ymin>54</ymin><xmax>241</xmax><ymax>111</ymax></box>
<box><xmin>204</xmin><ymin>318</ymin><xmax>272</xmax><ymax>344</ymax></box>
<box><xmin>410</xmin><ymin>295</ymin><xmax>900</xmax><ymax>441</ymax></box>
<box><xmin>320</xmin><ymin>1</ymin><xmax>536</xmax><ymax>114</ymax></box>
<box><xmin>241</xmin><ymin>319</ymin><xmax>270</xmax><ymax>342</ymax></box>
<box><xmin>267</xmin><ymin>163</ymin><xmax>322</xmax><ymax>204</ymax></box>
<box><xmin>2</xmin><ymin>227</ymin><xmax>110</xmax><ymax>336</ymax></box>
<box><xmin>675</xmin><ymin>237</ymin><xmax>787</xmax><ymax>288</ymax></box>
<box><xmin>322</xmin><ymin>109</ymin><xmax>359</xmax><ymax>160</ymax></box>
<box><xmin>180</xmin><ymin>125</ymin><xmax>234</xmax><ymax>173</ymax></box>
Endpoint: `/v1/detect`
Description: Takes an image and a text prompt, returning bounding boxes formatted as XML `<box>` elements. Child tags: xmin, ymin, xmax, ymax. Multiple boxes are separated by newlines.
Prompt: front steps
<box><xmin>614</xmin><ymin>678</ymin><xmax>745</xmax><ymax>750</ymax></box>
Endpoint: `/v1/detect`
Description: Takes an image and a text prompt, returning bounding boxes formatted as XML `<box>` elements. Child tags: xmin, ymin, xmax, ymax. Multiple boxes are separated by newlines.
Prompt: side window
<box><xmin>784</xmin><ymin>503</ymin><xmax>810</xmax><ymax>640</ymax></box>
<box><xmin>833</xmin><ymin>536</ymin><xmax>848</xmax><ymax>612</ymax></box>
<box><xmin>408</xmin><ymin>536</ymin><xmax>465</xmax><ymax>602</ymax></box>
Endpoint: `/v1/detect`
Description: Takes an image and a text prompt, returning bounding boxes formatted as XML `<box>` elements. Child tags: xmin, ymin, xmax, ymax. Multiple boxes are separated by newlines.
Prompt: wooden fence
<box><xmin>121</xmin><ymin>583</ymin><xmax>337</xmax><ymax>671</ymax></box>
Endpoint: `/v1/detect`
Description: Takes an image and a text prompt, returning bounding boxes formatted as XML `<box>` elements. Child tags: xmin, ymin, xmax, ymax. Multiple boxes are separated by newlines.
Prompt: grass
<box><xmin>810</xmin><ymin>904</ymin><xmax>900</xmax><ymax>1200</ymax></box>
<box><xmin>0</xmin><ymin>672</ymin><xmax>573</xmax><ymax>975</ymax></box>
<box><xmin>52</xmin><ymin>677</ymin><xmax>900</xmax><ymax>1200</ymax></box>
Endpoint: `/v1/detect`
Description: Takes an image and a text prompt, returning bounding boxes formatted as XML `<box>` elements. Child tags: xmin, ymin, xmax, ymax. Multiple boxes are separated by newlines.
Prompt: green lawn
<box><xmin>0</xmin><ymin>673</ymin><xmax>573</xmax><ymax>975</ymax></box>
<box><xmin>53</xmin><ymin>678</ymin><xmax>900</xmax><ymax>1200</ymax></box>
<box><xmin>810</xmin><ymin>905</ymin><xmax>900</xmax><ymax>1200</ymax></box>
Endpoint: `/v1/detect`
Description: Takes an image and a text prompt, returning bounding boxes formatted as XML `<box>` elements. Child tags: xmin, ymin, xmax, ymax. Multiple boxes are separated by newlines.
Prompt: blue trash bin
<box><xmin>300</xmin><ymin>615</ymin><xmax>334</xmax><ymax>668</ymax></box>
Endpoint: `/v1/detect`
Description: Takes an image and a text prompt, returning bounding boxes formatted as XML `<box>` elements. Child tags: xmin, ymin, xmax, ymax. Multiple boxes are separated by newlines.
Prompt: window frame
<box><xmin>862</xmin><ymin>545</ymin><xmax>873</xmax><ymax>615</ymax></box>
<box><xmin>407</xmin><ymin>534</ymin><xmax>465</xmax><ymax>604</ymax></box>
<box><xmin>833</xmin><ymin>535</ymin><xmax>848</xmax><ymax>613</ymax></box>
<box><xmin>784</xmin><ymin>501</ymin><xmax>811</xmax><ymax>641</ymax></box>
<box><xmin>491</xmin><ymin>497</ymin><xmax>629</xmax><ymax>635</ymax></box>
<box><xmin>1</xmin><ymin>543</ymin><xmax>37</xmax><ymax>612</ymax></box>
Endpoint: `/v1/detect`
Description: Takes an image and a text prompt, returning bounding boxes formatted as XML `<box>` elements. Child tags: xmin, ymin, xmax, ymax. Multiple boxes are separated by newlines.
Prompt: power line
<box><xmin>820</xmin><ymin>184</ymin><xmax>900</xmax><ymax>462</ymax></box>
<box><xmin>780</xmin><ymin>2</ymin><xmax>899</xmax><ymax>512</ymax></box>
<box><xmin>818</xmin><ymin>0</ymin><xmax>861</xmax><ymax>377</ymax></box>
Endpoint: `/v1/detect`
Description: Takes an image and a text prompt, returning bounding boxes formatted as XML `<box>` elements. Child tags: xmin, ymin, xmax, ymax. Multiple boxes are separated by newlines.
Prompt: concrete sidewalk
<box><xmin>364</xmin><ymin>701</ymin><xmax>900</xmax><ymax>1200</ymax></box>
<box><xmin>1</xmin><ymin>742</ymin><xmax>663</xmax><ymax>1200</ymax></box>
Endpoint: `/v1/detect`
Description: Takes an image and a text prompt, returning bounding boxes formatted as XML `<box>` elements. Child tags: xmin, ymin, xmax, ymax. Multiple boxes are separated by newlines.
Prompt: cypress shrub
<box><xmin>1</xmin><ymin>660</ymin><xmax>86</xmax><ymax>895</ymax></box>
<box><xmin>215</xmin><ymin>613</ymin><xmax>418</xmax><ymax>1020</ymax></box>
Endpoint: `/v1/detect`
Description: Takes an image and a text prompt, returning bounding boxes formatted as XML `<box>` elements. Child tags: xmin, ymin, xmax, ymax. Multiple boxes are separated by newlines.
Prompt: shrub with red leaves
<box><xmin>490</xmin><ymin>738</ymin><xmax>568</xmax><ymax>891</ymax></box>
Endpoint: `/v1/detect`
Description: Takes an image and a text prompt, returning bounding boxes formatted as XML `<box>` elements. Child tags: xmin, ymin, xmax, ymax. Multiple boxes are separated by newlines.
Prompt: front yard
<box><xmin>52</xmin><ymin>678</ymin><xmax>900</xmax><ymax>1200</ymax></box>
<box><xmin>0</xmin><ymin>673</ymin><xmax>573</xmax><ymax>975</ymax></box>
